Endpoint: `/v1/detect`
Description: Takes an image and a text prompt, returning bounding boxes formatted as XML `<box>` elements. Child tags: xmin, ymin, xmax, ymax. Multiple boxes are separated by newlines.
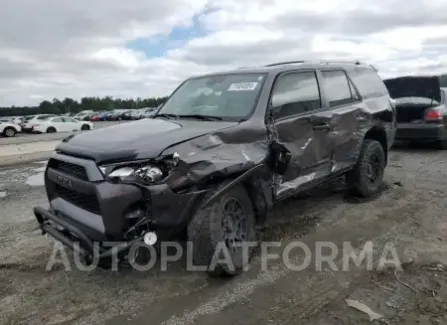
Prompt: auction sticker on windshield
<box><xmin>228</xmin><ymin>82</ymin><xmax>259</xmax><ymax>91</ymax></box>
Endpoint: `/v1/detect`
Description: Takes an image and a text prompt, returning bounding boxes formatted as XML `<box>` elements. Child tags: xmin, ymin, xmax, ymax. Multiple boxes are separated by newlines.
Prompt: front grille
<box><xmin>48</xmin><ymin>159</ymin><xmax>88</xmax><ymax>180</ymax></box>
<box><xmin>54</xmin><ymin>184</ymin><xmax>101</xmax><ymax>214</ymax></box>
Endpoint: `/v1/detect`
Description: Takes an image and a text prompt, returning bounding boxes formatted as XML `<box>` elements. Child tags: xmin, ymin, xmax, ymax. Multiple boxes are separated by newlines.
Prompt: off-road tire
<box><xmin>346</xmin><ymin>139</ymin><xmax>385</xmax><ymax>198</ymax></box>
<box><xmin>81</xmin><ymin>124</ymin><xmax>90</xmax><ymax>131</ymax></box>
<box><xmin>3</xmin><ymin>127</ymin><xmax>16</xmax><ymax>137</ymax></box>
<box><xmin>188</xmin><ymin>183</ymin><xmax>257</xmax><ymax>277</ymax></box>
<box><xmin>46</xmin><ymin>127</ymin><xmax>56</xmax><ymax>133</ymax></box>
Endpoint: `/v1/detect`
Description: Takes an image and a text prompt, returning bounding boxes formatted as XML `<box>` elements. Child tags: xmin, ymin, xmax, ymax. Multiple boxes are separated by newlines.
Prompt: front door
<box><xmin>270</xmin><ymin>70</ymin><xmax>333</xmax><ymax>199</ymax></box>
<box><xmin>62</xmin><ymin>117</ymin><xmax>78</xmax><ymax>131</ymax></box>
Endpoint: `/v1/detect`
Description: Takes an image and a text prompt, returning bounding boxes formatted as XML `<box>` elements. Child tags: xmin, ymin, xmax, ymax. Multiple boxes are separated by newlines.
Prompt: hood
<box><xmin>384</xmin><ymin>76</ymin><xmax>441</xmax><ymax>102</ymax></box>
<box><xmin>56</xmin><ymin>118</ymin><xmax>239</xmax><ymax>164</ymax></box>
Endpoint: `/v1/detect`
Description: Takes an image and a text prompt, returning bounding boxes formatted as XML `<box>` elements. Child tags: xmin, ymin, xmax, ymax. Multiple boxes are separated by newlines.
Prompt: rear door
<box><xmin>318</xmin><ymin>68</ymin><xmax>365</xmax><ymax>173</ymax></box>
<box><xmin>270</xmin><ymin>70</ymin><xmax>333</xmax><ymax>198</ymax></box>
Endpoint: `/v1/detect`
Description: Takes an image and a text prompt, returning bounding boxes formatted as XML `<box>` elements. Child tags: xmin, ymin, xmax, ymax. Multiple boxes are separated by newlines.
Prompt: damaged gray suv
<box><xmin>34</xmin><ymin>60</ymin><xmax>396</xmax><ymax>276</ymax></box>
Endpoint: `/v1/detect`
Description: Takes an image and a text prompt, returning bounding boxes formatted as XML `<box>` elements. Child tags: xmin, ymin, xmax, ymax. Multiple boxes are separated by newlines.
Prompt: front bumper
<box><xmin>34</xmin><ymin>152</ymin><xmax>205</xmax><ymax>258</ymax></box>
<box><xmin>395</xmin><ymin>123</ymin><xmax>447</xmax><ymax>141</ymax></box>
<box><xmin>34</xmin><ymin>205</ymin><xmax>141</xmax><ymax>259</ymax></box>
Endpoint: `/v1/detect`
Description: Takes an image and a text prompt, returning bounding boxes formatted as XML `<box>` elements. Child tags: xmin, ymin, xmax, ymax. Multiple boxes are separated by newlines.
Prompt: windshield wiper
<box><xmin>177</xmin><ymin>114</ymin><xmax>223</xmax><ymax>121</ymax></box>
<box><xmin>152</xmin><ymin>113</ymin><xmax>179</xmax><ymax>119</ymax></box>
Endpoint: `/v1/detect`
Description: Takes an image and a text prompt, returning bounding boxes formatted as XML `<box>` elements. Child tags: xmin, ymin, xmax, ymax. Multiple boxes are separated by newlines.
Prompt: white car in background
<box><xmin>0</xmin><ymin>120</ymin><xmax>21</xmax><ymax>137</ymax></box>
<box><xmin>33</xmin><ymin>116</ymin><xmax>94</xmax><ymax>133</ymax></box>
<box><xmin>22</xmin><ymin>114</ymin><xmax>57</xmax><ymax>132</ymax></box>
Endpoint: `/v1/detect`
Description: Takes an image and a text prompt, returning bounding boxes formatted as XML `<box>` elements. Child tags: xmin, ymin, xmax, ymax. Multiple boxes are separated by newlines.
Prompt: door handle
<box><xmin>312</xmin><ymin>123</ymin><xmax>331</xmax><ymax>131</ymax></box>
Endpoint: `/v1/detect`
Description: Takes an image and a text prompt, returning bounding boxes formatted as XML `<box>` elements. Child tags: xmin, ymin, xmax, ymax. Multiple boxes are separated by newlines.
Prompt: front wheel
<box><xmin>188</xmin><ymin>184</ymin><xmax>257</xmax><ymax>276</ymax></box>
<box><xmin>46</xmin><ymin>127</ymin><xmax>56</xmax><ymax>133</ymax></box>
<box><xmin>346</xmin><ymin>139</ymin><xmax>385</xmax><ymax>197</ymax></box>
<box><xmin>3</xmin><ymin>127</ymin><xmax>16</xmax><ymax>137</ymax></box>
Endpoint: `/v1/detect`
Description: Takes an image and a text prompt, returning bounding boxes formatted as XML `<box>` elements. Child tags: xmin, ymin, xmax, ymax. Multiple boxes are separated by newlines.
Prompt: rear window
<box><xmin>348</xmin><ymin>68</ymin><xmax>388</xmax><ymax>99</ymax></box>
<box><xmin>321</xmin><ymin>70</ymin><xmax>357</xmax><ymax>107</ymax></box>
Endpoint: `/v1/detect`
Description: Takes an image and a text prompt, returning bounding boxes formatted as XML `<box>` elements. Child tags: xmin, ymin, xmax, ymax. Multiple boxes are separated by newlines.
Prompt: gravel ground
<box><xmin>1</xmin><ymin>142</ymin><xmax>447</xmax><ymax>325</ymax></box>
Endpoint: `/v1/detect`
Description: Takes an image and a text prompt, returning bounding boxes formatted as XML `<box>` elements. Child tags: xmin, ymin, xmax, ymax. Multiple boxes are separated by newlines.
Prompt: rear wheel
<box><xmin>81</xmin><ymin>124</ymin><xmax>90</xmax><ymax>131</ymax></box>
<box><xmin>188</xmin><ymin>184</ymin><xmax>257</xmax><ymax>276</ymax></box>
<box><xmin>346</xmin><ymin>139</ymin><xmax>385</xmax><ymax>197</ymax></box>
<box><xmin>3</xmin><ymin>127</ymin><xmax>16</xmax><ymax>137</ymax></box>
<box><xmin>46</xmin><ymin>127</ymin><xmax>56</xmax><ymax>133</ymax></box>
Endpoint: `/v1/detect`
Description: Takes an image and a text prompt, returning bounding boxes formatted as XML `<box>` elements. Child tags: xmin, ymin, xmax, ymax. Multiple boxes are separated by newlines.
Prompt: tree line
<box><xmin>2</xmin><ymin>73</ymin><xmax>447</xmax><ymax>117</ymax></box>
<box><xmin>0</xmin><ymin>96</ymin><xmax>169</xmax><ymax>117</ymax></box>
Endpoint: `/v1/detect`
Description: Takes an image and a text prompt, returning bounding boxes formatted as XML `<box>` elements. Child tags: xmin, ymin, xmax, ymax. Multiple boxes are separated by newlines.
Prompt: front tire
<box><xmin>46</xmin><ymin>127</ymin><xmax>56</xmax><ymax>133</ymax></box>
<box><xmin>346</xmin><ymin>139</ymin><xmax>385</xmax><ymax>197</ymax></box>
<box><xmin>188</xmin><ymin>184</ymin><xmax>257</xmax><ymax>276</ymax></box>
<box><xmin>3</xmin><ymin>127</ymin><xmax>16</xmax><ymax>137</ymax></box>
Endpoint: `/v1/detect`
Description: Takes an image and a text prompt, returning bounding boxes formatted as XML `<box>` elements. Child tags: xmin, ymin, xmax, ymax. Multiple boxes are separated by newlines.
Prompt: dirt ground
<box><xmin>1</xmin><ymin>142</ymin><xmax>447</xmax><ymax>325</ymax></box>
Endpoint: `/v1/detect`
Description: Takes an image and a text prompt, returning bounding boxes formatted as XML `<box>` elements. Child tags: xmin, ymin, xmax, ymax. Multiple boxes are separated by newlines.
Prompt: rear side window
<box><xmin>321</xmin><ymin>70</ymin><xmax>355</xmax><ymax>107</ymax></box>
<box><xmin>271</xmin><ymin>71</ymin><xmax>321</xmax><ymax>119</ymax></box>
<box><xmin>348</xmin><ymin>68</ymin><xmax>388</xmax><ymax>99</ymax></box>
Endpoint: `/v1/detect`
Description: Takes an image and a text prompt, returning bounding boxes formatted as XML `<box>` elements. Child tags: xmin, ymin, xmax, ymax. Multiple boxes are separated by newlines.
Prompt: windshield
<box><xmin>157</xmin><ymin>73</ymin><xmax>266</xmax><ymax>120</ymax></box>
<box><xmin>37</xmin><ymin>115</ymin><xmax>53</xmax><ymax>120</ymax></box>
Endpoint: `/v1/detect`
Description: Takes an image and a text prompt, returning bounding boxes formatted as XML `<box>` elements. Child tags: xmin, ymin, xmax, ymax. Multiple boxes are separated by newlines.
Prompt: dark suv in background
<box><xmin>34</xmin><ymin>60</ymin><xmax>396</xmax><ymax>276</ymax></box>
<box><xmin>384</xmin><ymin>76</ymin><xmax>447</xmax><ymax>148</ymax></box>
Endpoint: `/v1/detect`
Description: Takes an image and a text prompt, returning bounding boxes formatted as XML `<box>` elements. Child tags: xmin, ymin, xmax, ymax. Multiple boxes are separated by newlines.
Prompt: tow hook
<box><xmin>143</xmin><ymin>231</ymin><xmax>157</xmax><ymax>246</ymax></box>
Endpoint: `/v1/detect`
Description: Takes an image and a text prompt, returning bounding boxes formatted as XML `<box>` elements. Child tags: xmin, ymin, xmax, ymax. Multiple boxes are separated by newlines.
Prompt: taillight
<box><xmin>425</xmin><ymin>110</ymin><xmax>442</xmax><ymax>121</ymax></box>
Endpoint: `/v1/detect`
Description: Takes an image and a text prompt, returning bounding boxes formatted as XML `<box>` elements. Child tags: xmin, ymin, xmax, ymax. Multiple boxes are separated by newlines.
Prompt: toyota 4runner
<box><xmin>33</xmin><ymin>60</ymin><xmax>396</xmax><ymax>276</ymax></box>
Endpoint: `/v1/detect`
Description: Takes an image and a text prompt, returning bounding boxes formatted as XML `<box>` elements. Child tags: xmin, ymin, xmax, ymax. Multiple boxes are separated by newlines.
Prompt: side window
<box><xmin>52</xmin><ymin>117</ymin><xmax>63</xmax><ymax>122</ymax></box>
<box><xmin>322</xmin><ymin>70</ymin><xmax>354</xmax><ymax>107</ymax></box>
<box><xmin>271</xmin><ymin>71</ymin><xmax>321</xmax><ymax>119</ymax></box>
<box><xmin>348</xmin><ymin>68</ymin><xmax>388</xmax><ymax>99</ymax></box>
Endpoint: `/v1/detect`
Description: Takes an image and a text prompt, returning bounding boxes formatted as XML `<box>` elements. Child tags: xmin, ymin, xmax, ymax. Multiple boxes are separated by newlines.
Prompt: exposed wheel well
<box><xmin>197</xmin><ymin>168</ymin><xmax>272</xmax><ymax>227</ymax></box>
<box><xmin>364</xmin><ymin>127</ymin><xmax>388</xmax><ymax>164</ymax></box>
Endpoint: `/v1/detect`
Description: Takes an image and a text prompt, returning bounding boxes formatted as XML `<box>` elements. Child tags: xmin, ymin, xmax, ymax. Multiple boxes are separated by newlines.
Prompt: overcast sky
<box><xmin>1</xmin><ymin>0</ymin><xmax>446</xmax><ymax>106</ymax></box>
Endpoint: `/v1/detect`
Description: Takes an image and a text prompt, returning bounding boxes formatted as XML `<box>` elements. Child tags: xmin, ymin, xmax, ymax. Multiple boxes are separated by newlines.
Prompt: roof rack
<box><xmin>264</xmin><ymin>61</ymin><xmax>305</xmax><ymax>67</ymax></box>
<box><xmin>264</xmin><ymin>59</ymin><xmax>363</xmax><ymax>67</ymax></box>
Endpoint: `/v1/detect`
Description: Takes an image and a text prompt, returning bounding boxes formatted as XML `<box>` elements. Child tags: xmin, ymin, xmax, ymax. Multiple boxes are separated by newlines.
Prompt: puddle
<box><xmin>0</xmin><ymin>191</ymin><xmax>7</xmax><ymax>198</ymax></box>
<box><xmin>26</xmin><ymin>173</ymin><xmax>45</xmax><ymax>187</ymax></box>
<box><xmin>33</xmin><ymin>166</ymin><xmax>46</xmax><ymax>173</ymax></box>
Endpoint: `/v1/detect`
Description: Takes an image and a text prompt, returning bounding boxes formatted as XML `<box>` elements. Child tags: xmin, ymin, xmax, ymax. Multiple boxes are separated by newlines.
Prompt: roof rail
<box><xmin>264</xmin><ymin>59</ymin><xmax>363</xmax><ymax>67</ymax></box>
<box><xmin>264</xmin><ymin>61</ymin><xmax>305</xmax><ymax>67</ymax></box>
<box><xmin>237</xmin><ymin>65</ymin><xmax>262</xmax><ymax>69</ymax></box>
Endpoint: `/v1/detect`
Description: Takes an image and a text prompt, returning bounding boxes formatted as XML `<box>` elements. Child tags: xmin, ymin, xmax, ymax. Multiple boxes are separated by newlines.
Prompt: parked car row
<box><xmin>74</xmin><ymin>107</ymin><xmax>158</xmax><ymax>121</ymax></box>
<box><xmin>0</xmin><ymin>114</ymin><xmax>94</xmax><ymax>137</ymax></box>
<box><xmin>0</xmin><ymin>107</ymin><xmax>160</xmax><ymax>137</ymax></box>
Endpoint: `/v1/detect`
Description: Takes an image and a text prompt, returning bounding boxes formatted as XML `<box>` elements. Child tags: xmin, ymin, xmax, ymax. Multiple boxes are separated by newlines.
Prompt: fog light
<box><xmin>143</xmin><ymin>232</ymin><xmax>157</xmax><ymax>246</ymax></box>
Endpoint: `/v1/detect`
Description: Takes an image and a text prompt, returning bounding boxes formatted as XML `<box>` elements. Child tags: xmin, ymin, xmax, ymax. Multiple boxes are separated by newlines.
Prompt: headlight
<box><xmin>101</xmin><ymin>165</ymin><xmax>164</xmax><ymax>184</ymax></box>
<box><xmin>99</xmin><ymin>153</ymin><xmax>180</xmax><ymax>185</ymax></box>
